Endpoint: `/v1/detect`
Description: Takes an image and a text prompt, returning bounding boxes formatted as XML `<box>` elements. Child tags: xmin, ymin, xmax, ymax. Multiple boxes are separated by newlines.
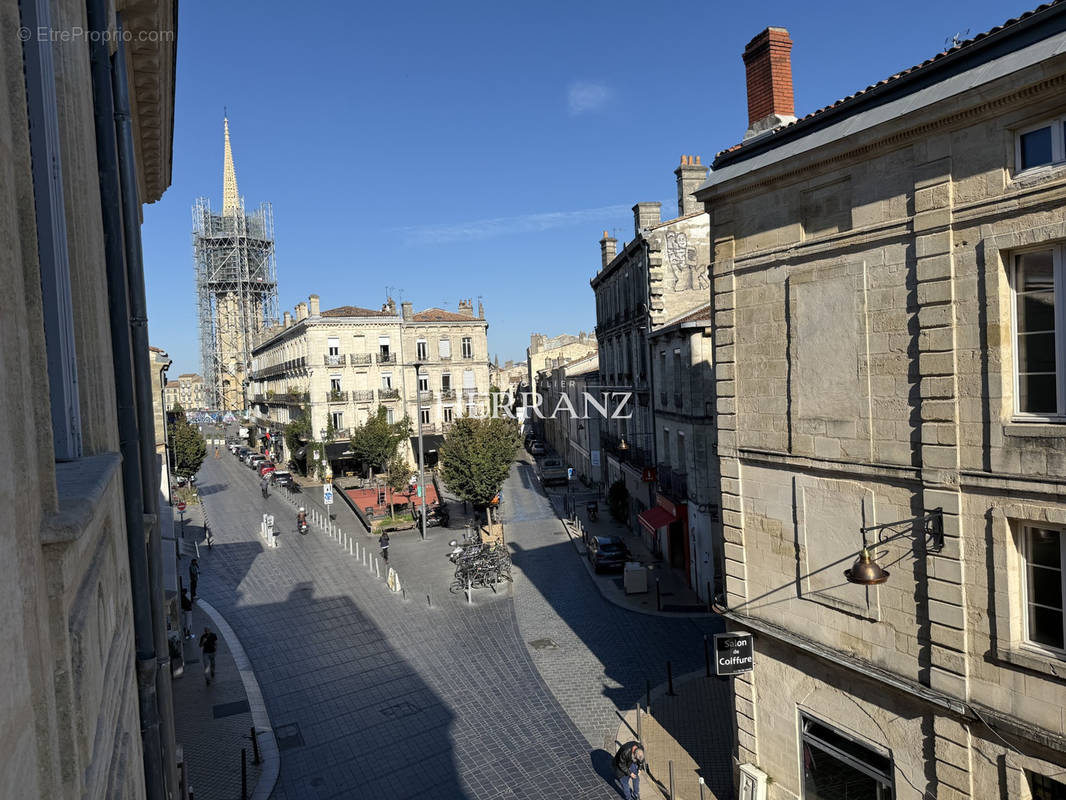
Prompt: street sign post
<box><xmin>713</xmin><ymin>632</ymin><xmax>754</xmax><ymax>677</ymax></box>
<box><xmin>176</xmin><ymin>501</ymin><xmax>186</xmax><ymax>537</ymax></box>
<box><xmin>323</xmin><ymin>483</ymin><xmax>334</xmax><ymax>505</ymax></box>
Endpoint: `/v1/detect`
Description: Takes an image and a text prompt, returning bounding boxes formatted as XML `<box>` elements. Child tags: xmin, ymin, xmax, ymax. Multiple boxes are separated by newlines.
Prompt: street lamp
<box><xmin>413</xmin><ymin>362</ymin><xmax>427</xmax><ymax>541</ymax></box>
<box><xmin>844</xmin><ymin>509</ymin><xmax>945</xmax><ymax>586</ymax></box>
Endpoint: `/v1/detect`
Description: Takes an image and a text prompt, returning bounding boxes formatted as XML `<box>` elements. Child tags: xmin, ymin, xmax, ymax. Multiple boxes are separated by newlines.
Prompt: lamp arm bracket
<box><xmin>860</xmin><ymin>508</ymin><xmax>945</xmax><ymax>552</ymax></box>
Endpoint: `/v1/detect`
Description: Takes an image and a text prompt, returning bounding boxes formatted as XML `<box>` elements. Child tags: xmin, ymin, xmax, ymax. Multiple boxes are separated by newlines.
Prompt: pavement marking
<box><xmin>197</xmin><ymin>598</ymin><xmax>280</xmax><ymax>800</ymax></box>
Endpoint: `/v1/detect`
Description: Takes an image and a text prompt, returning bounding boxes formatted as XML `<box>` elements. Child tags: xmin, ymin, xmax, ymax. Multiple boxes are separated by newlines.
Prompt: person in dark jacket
<box><xmin>613</xmin><ymin>741</ymin><xmax>645</xmax><ymax>800</ymax></box>
<box><xmin>188</xmin><ymin>558</ymin><xmax>199</xmax><ymax>601</ymax></box>
<box><xmin>199</xmin><ymin>627</ymin><xmax>218</xmax><ymax>685</ymax></box>
<box><xmin>379</xmin><ymin>531</ymin><xmax>390</xmax><ymax>563</ymax></box>
<box><xmin>180</xmin><ymin>588</ymin><xmax>193</xmax><ymax>639</ymax></box>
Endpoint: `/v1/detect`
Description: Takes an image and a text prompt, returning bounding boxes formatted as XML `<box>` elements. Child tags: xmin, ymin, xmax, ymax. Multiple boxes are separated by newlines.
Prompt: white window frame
<box><xmin>1022</xmin><ymin>524</ymin><xmax>1066</xmax><ymax>658</ymax></box>
<box><xmin>439</xmin><ymin>338</ymin><xmax>451</xmax><ymax>359</ymax></box>
<box><xmin>1010</xmin><ymin>246</ymin><xmax>1066</xmax><ymax>420</ymax></box>
<box><xmin>462</xmin><ymin>336</ymin><xmax>473</xmax><ymax>359</ymax></box>
<box><xmin>420</xmin><ymin>408</ymin><xmax>430</xmax><ymax>425</ymax></box>
<box><xmin>443</xmin><ymin>406</ymin><xmax>454</xmax><ymax>423</ymax></box>
<box><xmin>799</xmin><ymin>713</ymin><xmax>894</xmax><ymax>799</ymax></box>
<box><xmin>416</xmin><ymin>339</ymin><xmax>428</xmax><ymax>361</ymax></box>
<box><xmin>330</xmin><ymin>375</ymin><xmax>342</xmax><ymax>391</ymax></box>
<box><xmin>381</xmin><ymin>373</ymin><xmax>392</xmax><ymax>389</ymax></box>
<box><xmin>1015</xmin><ymin>117</ymin><xmax>1066</xmax><ymax>174</ymax></box>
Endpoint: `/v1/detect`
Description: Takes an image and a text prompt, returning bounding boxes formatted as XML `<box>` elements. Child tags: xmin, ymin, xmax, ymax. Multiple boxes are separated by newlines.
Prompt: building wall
<box><xmin>703</xmin><ymin>41</ymin><xmax>1066</xmax><ymax>799</ymax></box>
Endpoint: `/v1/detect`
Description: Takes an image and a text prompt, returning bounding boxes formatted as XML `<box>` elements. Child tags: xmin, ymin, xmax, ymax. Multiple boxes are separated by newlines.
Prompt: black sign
<box><xmin>714</xmin><ymin>631</ymin><xmax>754</xmax><ymax>676</ymax></box>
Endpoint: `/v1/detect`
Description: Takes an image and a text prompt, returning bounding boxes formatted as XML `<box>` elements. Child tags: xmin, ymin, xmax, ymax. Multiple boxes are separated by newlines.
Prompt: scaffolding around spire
<box><xmin>193</xmin><ymin>118</ymin><xmax>279</xmax><ymax>412</ymax></box>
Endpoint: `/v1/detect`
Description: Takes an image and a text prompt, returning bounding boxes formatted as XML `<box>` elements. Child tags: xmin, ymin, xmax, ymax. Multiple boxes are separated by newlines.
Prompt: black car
<box><xmin>587</xmin><ymin>535</ymin><xmax>627</xmax><ymax>573</ymax></box>
<box><xmin>272</xmin><ymin>470</ymin><xmax>293</xmax><ymax>488</ymax></box>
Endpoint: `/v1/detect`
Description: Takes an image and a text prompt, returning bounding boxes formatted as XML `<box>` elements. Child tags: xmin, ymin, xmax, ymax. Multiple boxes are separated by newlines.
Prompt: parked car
<box><xmin>529</xmin><ymin>440</ymin><xmax>546</xmax><ymax>456</ymax></box>
<box><xmin>257</xmin><ymin>461</ymin><xmax>276</xmax><ymax>477</ymax></box>
<box><xmin>540</xmin><ymin>456</ymin><xmax>568</xmax><ymax>487</ymax></box>
<box><xmin>272</xmin><ymin>470</ymin><xmax>293</xmax><ymax>488</ymax></box>
<box><xmin>587</xmin><ymin>535</ymin><xmax>627</xmax><ymax>573</ymax></box>
<box><xmin>248</xmin><ymin>454</ymin><xmax>267</xmax><ymax>469</ymax></box>
<box><xmin>236</xmin><ymin>447</ymin><xmax>249</xmax><ymax>459</ymax></box>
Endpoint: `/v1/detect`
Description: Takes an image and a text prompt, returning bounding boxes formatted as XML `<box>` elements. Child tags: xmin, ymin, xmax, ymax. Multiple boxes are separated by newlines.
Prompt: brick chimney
<box><xmin>599</xmin><ymin>230</ymin><xmax>617</xmax><ymax>269</ymax></box>
<box><xmin>742</xmin><ymin>27</ymin><xmax>796</xmax><ymax>139</ymax></box>
<box><xmin>675</xmin><ymin>155</ymin><xmax>707</xmax><ymax>216</ymax></box>
<box><xmin>633</xmin><ymin>202</ymin><xmax>661</xmax><ymax>235</ymax></box>
<box><xmin>458</xmin><ymin>299</ymin><xmax>474</xmax><ymax>318</ymax></box>
<box><xmin>401</xmin><ymin>301</ymin><xmax>413</xmax><ymax>320</ymax></box>
<box><xmin>308</xmin><ymin>294</ymin><xmax>320</xmax><ymax>316</ymax></box>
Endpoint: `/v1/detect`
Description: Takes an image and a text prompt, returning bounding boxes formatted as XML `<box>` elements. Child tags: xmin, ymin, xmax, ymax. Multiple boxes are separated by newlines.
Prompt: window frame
<box><xmin>1015</xmin><ymin>117</ymin><xmax>1066</xmax><ymax>174</ymax></box>
<box><xmin>416</xmin><ymin>339</ymin><xmax>428</xmax><ymax>361</ymax></box>
<box><xmin>461</xmin><ymin>336</ymin><xmax>473</xmax><ymax>359</ymax></box>
<box><xmin>799</xmin><ymin>712</ymin><xmax>894</xmax><ymax>799</ymax></box>
<box><xmin>1010</xmin><ymin>245</ymin><xmax>1066</xmax><ymax>420</ymax></box>
<box><xmin>1021</xmin><ymin>524</ymin><xmax>1066</xmax><ymax>658</ymax></box>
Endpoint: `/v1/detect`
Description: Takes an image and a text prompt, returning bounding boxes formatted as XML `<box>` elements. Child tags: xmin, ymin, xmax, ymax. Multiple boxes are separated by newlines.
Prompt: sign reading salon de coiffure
<box><xmin>714</xmin><ymin>631</ymin><xmax>754</xmax><ymax>676</ymax></box>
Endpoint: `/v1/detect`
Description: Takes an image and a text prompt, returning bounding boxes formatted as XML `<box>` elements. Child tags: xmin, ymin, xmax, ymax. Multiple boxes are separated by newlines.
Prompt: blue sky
<box><xmin>143</xmin><ymin>0</ymin><xmax>1024</xmax><ymax>374</ymax></box>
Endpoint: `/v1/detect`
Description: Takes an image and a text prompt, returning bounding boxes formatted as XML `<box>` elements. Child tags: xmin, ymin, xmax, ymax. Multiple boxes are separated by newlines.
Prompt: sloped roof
<box><xmin>321</xmin><ymin>305</ymin><xmax>389</xmax><ymax>318</ymax></box>
<box><xmin>412</xmin><ymin>308</ymin><xmax>477</xmax><ymax>322</ymax></box>
<box><xmin>713</xmin><ymin>1</ymin><xmax>1066</xmax><ymax>168</ymax></box>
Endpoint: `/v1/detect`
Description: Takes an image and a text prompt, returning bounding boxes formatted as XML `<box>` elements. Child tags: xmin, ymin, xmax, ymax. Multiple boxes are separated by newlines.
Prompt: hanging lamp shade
<box><xmin>845</xmin><ymin>548</ymin><xmax>890</xmax><ymax>585</ymax></box>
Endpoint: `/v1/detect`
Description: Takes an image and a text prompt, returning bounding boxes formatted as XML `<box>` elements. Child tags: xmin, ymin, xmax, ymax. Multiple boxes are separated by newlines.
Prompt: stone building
<box><xmin>249</xmin><ymin>295</ymin><xmax>491</xmax><ymax>470</ymax></box>
<box><xmin>526</xmin><ymin>331</ymin><xmax>598</xmax><ymax>389</ymax></box>
<box><xmin>1</xmin><ymin>1</ymin><xmax>180</xmax><ymax>798</ymax></box>
<box><xmin>697</xmin><ymin>12</ymin><xmax>1066</xmax><ymax>800</ymax></box>
<box><xmin>150</xmin><ymin>347</ymin><xmax>173</xmax><ymax>501</ymax></box>
<box><xmin>590</xmin><ymin>157</ymin><xmax>711</xmax><ymax>538</ymax></box>
<box><xmin>647</xmin><ymin>305</ymin><xmax>720</xmax><ymax>602</ymax></box>
<box><xmin>164</xmin><ymin>372</ymin><xmax>205</xmax><ymax>411</ymax></box>
<box><xmin>536</xmin><ymin>353</ymin><xmax>602</xmax><ymax>486</ymax></box>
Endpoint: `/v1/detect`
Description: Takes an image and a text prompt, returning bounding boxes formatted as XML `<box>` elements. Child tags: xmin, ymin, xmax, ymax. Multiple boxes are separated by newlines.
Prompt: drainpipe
<box><xmin>113</xmin><ymin>25</ymin><xmax>178</xmax><ymax>797</ymax></box>
<box><xmin>86</xmin><ymin>4</ymin><xmax>165</xmax><ymax>799</ymax></box>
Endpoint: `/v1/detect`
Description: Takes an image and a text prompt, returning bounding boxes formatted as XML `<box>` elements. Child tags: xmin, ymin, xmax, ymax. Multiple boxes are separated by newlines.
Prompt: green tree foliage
<box><xmin>168</xmin><ymin>404</ymin><xmax>206</xmax><ymax>479</ymax></box>
<box><xmin>350</xmin><ymin>405</ymin><xmax>408</xmax><ymax>476</ymax></box>
<box><xmin>284</xmin><ymin>403</ymin><xmax>312</xmax><ymax>458</ymax></box>
<box><xmin>385</xmin><ymin>454</ymin><xmax>413</xmax><ymax>518</ymax></box>
<box><xmin>438</xmin><ymin>416</ymin><xmax>520</xmax><ymax>521</ymax></box>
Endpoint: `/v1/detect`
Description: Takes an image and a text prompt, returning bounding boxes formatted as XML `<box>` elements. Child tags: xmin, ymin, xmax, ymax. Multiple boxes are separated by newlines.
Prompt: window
<box><xmin>1012</xmin><ymin>248</ymin><xmax>1064</xmax><ymax>416</ymax></box>
<box><xmin>1029</xmin><ymin>770</ymin><xmax>1066</xmax><ymax>800</ymax></box>
<box><xmin>327</xmin><ymin>337</ymin><xmax>340</xmax><ymax>356</ymax></box>
<box><xmin>801</xmin><ymin>715</ymin><xmax>893</xmax><ymax>800</ymax></box>
<box><xmin>441</xmin><ymin>373</ymin><xmax>451</xmax><ymax>392</ymax></box>
<box><xmin>463</xmin><ymin>369</ymin><xmax>475</xmax><ymax>394</ymax></box>
<box><xmin>462</xmin><ymin>336</ymin><xmax>473</xmax><ymax>359</ymax></box>
<box><xmin>418</xmin><ymin>374</ymin><xmax>429</xmax><ymax>392</ymax></box>
<box><xmin>439</xmin><ymin>338</ymin><xmax>451</xmax><ymax>359</ymax></box>
<box><xmin>677</xmin><ymin>432</ymin><xmax>685</xmax><ymax>472</ymax></box>
<box><xmin>378</xmin><ymin>335</ymin><xmax>391</xmax><ymax>358</ymax></box>
<box><xmin>673</xmin><ymin>348</ymin><xmax>683</xmax><ymax>403</ymax></box>
<box><xmin>1024</xmin><ymin>526</ymin><xmax>1065</xmax><ymax>653</ymax></box>
<box><xmin>443</xmin><ymin>406</ymin><xmax>454</xmax><ymax>423</ymax></box>
<box><xmin>416</xmin><ymin>339</ymin><xmax>428</xmax><ymax>361</ymax></box>
<box><xmin>386</xmin><ymin>407</ymin><xmax>394</xmax><ymax>424</ymax></box>
<box><xmin>1017</xmin><ymin>117</ymin><xmax>1066</xmax><ymax>172</ymax></box>
<box><xmin>331</xmin><ymin>411</ymin><xmax>343</xmax><ymax>430</ymax></box>
<box><xmin>420</xmin><ymin>408</ymin><xmax>430</xmax><ymax>425</ymax></box>
<box><xmin>330</xmin><ymin>376</ymin><xmax>342</xmax><ymax>392</ymax></box>
<box><xmin>381</xmin><ymin>373</ymin><xmax>392</xmax><ymax>389</ymax></box>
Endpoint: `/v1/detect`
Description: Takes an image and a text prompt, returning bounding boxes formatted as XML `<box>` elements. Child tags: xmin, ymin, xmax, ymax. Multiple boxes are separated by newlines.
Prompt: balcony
<box><xmin>349</xmin><ymin>353</ymin><xmax>373</xmax><ymax>366</ymax></box>
<box><xmin>253</xmin><ymin>394</ymin><xmax>265</xmax><ymax>402</ymax></box>
<box><xmin>439</xmin><ymin>354</ymin><xmax>452</xmax><ymax>361</ymax></box>
<box><xmin>352</xmin><ymin>390</ymin><xmax>375</xmax><ymax>403</ymax></box>
<box><xmin>377</xmin><ymin>352</ymin><xmax>397</xmax><ymax>365</ymax></box>
<box><xmin>439</xmin><ymin>388</ymin><xmax>456</xmax><ymax>400</ymax></box>
<box><xmin>418</xmin><ymin>390</ymin><xmax>434</xmax><ymax>403</ymax></box>
<box><xmin>658</xmin><ymin>463</ymin><xmax>688</xmax><ymax>501</ymax></box>
<box><xmin>600</xmin><ymin>432</ymin><xmax>653</xmax><ymax>469</ymax></box>
<box><xmin>378</xmin><ymin>388</ymin><xmax>400</xmax><ymax>401</ymax></box>
<box><xmin>325</xmin><ymin>390</ymin><xmax>348</xmax><ymax>403</ymax></box>
<box><xmin>324</xmin><ymin>353</ymin><xmax>346</xmax><ymax>366</ymax></box>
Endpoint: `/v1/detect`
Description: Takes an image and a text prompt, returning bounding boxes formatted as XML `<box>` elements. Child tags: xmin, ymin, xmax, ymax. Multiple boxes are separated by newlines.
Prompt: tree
<box><xmin>284</xmin><ymin>403</ymin><xmax>312</xmax><ymax>460</ymax></box>
<box><xmin>350</xmin><ymin>405</ymin><xmax>408</xmax><ymax>477</ymax></box>
<box><xmin>385</xmin><ymin>454</ymin><xmax>413</xmax><ymax>519</ymax></box>
<box><xmin>438</xmin><ymin>416</ymin><xmax>520</xmax><ymax>523</ymax></box>
<box><xmin>169</xmin><ymin>404</ymin><xmax>207</xmax><ymax>479</ymax></box>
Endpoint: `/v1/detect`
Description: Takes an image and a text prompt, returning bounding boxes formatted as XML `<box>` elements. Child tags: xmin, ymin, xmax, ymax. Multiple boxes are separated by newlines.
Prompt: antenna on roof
<box><xmin>945</xmin><ymin>29</ymin><xmax>969</xmax><ymax>48</ymax></box>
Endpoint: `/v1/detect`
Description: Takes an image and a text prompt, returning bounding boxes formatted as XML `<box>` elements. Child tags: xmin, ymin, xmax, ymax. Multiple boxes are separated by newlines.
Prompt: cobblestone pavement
<box><xmin>194</xmin><ymin>452</ymin><xmax>615</xmax><ymax>800</ymax></box>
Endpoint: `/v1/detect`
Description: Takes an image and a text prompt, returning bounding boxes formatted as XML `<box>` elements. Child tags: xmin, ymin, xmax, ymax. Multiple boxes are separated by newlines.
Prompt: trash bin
<box><xmin>624</xmin><ymin>562</ymin><xmax>648</xmax><ymax>594</ymax></box>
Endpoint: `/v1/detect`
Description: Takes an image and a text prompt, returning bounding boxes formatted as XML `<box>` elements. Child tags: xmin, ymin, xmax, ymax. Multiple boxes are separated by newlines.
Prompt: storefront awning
<box><xmin>638</xmin><ymin>505</ymin><xmax>677</xmax><ymax>534</ymax></box>
<box><xmin>410</xmin><ymin>434</ymin><xmax>445</xmax><ymax>460</ymax></box>
<box><xmin>325</xmin><ymin>442</ymin><xmax>357</xmax><ymax>460</ymax></box>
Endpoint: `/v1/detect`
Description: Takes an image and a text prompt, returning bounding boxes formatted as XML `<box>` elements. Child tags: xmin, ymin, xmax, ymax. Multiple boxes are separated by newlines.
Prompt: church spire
<box><xmin>222</xmin><ymin>116</ymin><xmax>240</xmax><ymax>216</ymax></box>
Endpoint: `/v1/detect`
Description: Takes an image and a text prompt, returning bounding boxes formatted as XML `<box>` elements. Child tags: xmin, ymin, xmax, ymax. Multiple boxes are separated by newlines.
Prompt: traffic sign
<box><xmin>323</xmin><ymin>482</ymin><xmax>334</xmax><ymax>505</ymax></box>
<box><xmin>567</xmin><ymin>467</ymin><xmax>574</xmax><ymax>480</ymax></box>
<box><xmin>177</xmin><ymin>502</ymin><xmax>186</xmax><ymax>512</ymax></box>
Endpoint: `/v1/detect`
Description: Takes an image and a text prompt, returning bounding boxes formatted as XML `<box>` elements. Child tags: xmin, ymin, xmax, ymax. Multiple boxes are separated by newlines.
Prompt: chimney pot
<box><xmin>308</xmin><ymin>294</ymin><xmax>320</xmax><ymax>316</ymax></box>
<box><xmin>675</xmin><ymin>155</ymin><xmax>708</xmax><ymax>217</ymax></box>
<box><xmin>283</xmin><ymin>311</ymin><xmax>292</xmax><ymax>328</ymax></box>
<box><xmin>742</xmin><ymin>27</ymin><xmax>796</xmax><ymax>139</ymax></box>
<box><xmin>600</xmin><ymin>230</ymin><xmax>617</xmax><ymax>269</ymax></box>
<box><xmin>401</xmin><ymin>301</ymin><xmax>413</xmax><ymax>321</ymax></box>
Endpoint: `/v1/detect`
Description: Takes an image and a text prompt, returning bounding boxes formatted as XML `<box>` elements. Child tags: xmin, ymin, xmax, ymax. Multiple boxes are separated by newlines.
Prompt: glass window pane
<box><xmin>802</xmin><ymin>741</ymin><xmax>891</xmax><ymax>800</ymax></box>
<box><xmin>1018</xmin><ymin>331</ymin><xmax>1057</xmax><ymax>373</ymax></box>
<box><xmin>1029</xmin><ymin>605</ymin><xmax>1065</xmax><ymax>650</ymax></box>
<box><xmin>1029</xmin><ymin>528</ymin><xmax>1062</xmax><ymax>568</ymax></box>
<box><xmin>1020</xmin><ymin>373</ymin><xmax>1058</xmax><ymax>415</ymax></box>
<box><xmin>1019</xmin><ymin>293</ymin><xmax>1057</xmax><ymax>334</ymax></box>
<box><xmin>1030</xmin><ymin>770</ymin><xmax>1066</xmax><ymax>800</ymax></box>
<box><xmin>1017</xmin><ymin>251</ymin><xmax>1055</xmax><ymax>292</ymax></box>
<box><xmin>1021</xmin><ymin>127</ymin><xmax>1054</xmax><ymax>169</ymax></box>
<box><xmin>1029</xmin><ymin>565</ymin><xmax>1063</xmax><ymax>609</ymax></box>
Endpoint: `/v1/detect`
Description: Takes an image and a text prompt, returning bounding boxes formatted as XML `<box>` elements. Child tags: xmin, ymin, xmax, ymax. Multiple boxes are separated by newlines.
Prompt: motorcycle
<box><xmin>297</xmin><ymin>511</ymin><xmax>308</xmax><ymax>535</ymax></box>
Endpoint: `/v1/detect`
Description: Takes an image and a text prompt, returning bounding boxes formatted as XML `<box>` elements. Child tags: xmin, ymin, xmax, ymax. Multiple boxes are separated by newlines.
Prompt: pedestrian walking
<box><xmin>379</xmin><ymin>531</ymin><xmax>390</xmax><ymax>563</ymax></box>
<box><xmin>180</xmin><ymin>588</ymin><xmax>193</xmax><ymax>639</ymax></box>
<box><xmin>613</xmin><ymin>741</ymin><xmax>645</xmax><ymax>800</ymax></box>
<box><xmin>199</xmin><ymin>627</ymin><xmax>218</xmax><ymax>685</ymax></box>
<box><xmin>189</xmin><ymin>558</ymin><xmax>199</xmax><ymax>601</ymax></box>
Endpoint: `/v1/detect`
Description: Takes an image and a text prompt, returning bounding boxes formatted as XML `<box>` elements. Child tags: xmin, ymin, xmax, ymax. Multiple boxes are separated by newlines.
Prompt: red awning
<box><xmin>638</xmin><ymin>505</ymin><xmax>677</xmax><ymax>534</ymax></box>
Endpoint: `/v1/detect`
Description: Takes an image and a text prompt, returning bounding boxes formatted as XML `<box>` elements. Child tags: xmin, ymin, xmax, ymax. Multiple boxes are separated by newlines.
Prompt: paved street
<box><xmin>190</xmin><ymin>445</ymin><xmax>731</xmax><ymax>799</ymax></box>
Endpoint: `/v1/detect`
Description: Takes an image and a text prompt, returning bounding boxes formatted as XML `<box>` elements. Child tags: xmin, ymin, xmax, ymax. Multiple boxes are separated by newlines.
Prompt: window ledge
<box><xmin>994</xmin><ymin>643</ymin><xmax>1066</xmax><ymax>682</ymax></box>
<box><xmin>1010</xmin><ymin>162</ymin><xmax>1066</xmax><ymax>188</ymax></box>
<box><xmin>1004</xmin><ymin>422</ymin><xmax>1066</xmax><ymax>438</ymax></box>
<box><xmin>41</xmin><ymin>453</ymin><xmax>122</xmax><ymax>545</ymax></box>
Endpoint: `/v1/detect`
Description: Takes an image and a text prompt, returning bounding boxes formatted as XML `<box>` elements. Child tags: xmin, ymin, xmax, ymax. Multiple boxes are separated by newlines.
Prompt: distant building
<box><xmin>164</xmin><ymin>372</ymin><xmax>206</xmax><ymax>411</ymax></box>
<box><xmin>249</xmin><ymin>295</ymin><xmax>491</xmax><ymax>471</ymax></box>
<box><xmin>537</xmin><ymin>352</ymin><xmax>602</xmax><ymax>486</ymax></box>
<box><xmin>526</xmin><ymin>331</ymin><xmax>597</xmax><ymax>393</ymax></box>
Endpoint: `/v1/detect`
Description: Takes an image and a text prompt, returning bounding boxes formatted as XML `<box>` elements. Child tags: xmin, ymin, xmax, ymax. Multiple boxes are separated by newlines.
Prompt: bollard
<box><xmin>698</xmin><ymin>776</ymin><xmax>705</xmax><ymax>800</ymax></box>
<box><xmin>250</xmin><ymin>726</ymin><xmax>261</xmax><ymax>764</ymax></box>
<box><xmin>636</xmin><ymin>703</ymin><xmax>642</xmax><ymax>745</ymax></box>
<box><xmin>427</xmin><ymin>594</ymin><xmax>432</xmax><ymax>608</ymax></box>
<box><xmin>402</xmin><ymin>587</ymin><xmax>406</xmax><ymax>600</ymax></box>
<box><xmin>668</xmin><ymin>760</ymin><xmax>675</xmax><ymax>800</ymax></box>
<box><xmin>656</xmin><ymin>578</ymin><xmax>661</xmax><ymax>611</ymax></box>
<box><xmin>704</xmin><ymin>635</ymin><xmax>711</xmax><ymax>678</ymax></box>
<box><xmin>376</xmin><ymin>558</ymin><xmax>381</xmax><ymax>579</ymax></box>
<box><xmin>241</xmin><ymin>749</ymin><xmax>247</xmax><ymax>800</ymax></box>
<box><xmin>467</xmin><ymin>579</ymin><xmax>472</xmax><ymax>604</ymax></box>
<box><xmin>667</xmin><ymin>661</ymin><xmax>675</xmax><ymax>696</ymax></box>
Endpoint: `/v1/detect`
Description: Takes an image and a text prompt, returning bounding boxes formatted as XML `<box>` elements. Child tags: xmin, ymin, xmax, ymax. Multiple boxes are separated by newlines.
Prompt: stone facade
<box><xmin>591</xmin><ymin>159</ymin><xmax>711</xmax><ymax>537</ymax></box>
<box><xmin>1</xmin><ymin>1</ymin><xmax>178</xmax><ymax>798</ymax></box>
<box><xmin>164</xmin><ymin>372</ymin><xmax>205</xmax><ymax>411</ymax></box>
<box><xmin>250</xmin><ymin>296</ymin><xmax>491</xmax><ymax>469</ymax></box>
<box><xmin>697</xmin><ymin>11</ymin><xmax>1066</xmax><ymax>800</ymax></box>
<box><xmin>526</xmin><ymin>331</ymin><xmax>597</xmax><ymax>392</ymax></box>
<box><xmin>536</xmin><ymin>353</ymin><xmax>602</xmax><ymax>486</ymax></box>
<box><xmin>150</xmin><ymin>348</ymin><xmax>173</xmax><ymax>498</ymax></box>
